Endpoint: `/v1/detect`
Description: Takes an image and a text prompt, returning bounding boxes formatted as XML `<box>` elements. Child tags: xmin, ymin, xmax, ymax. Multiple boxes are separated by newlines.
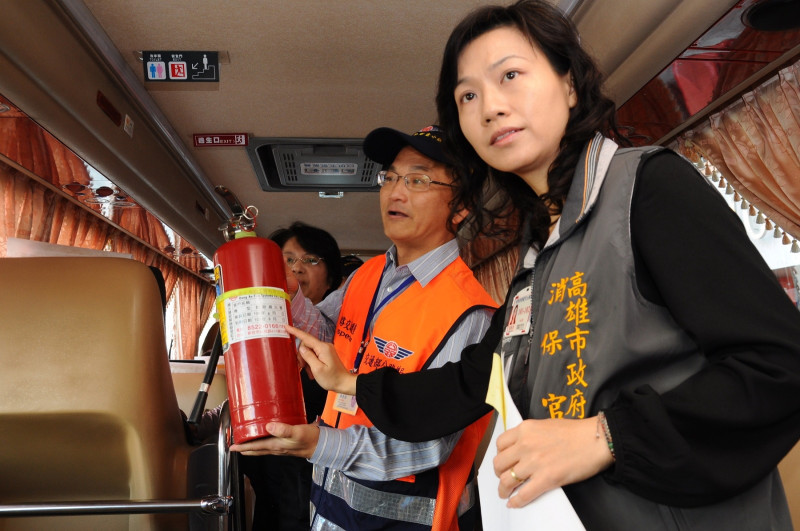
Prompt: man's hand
<box><xmin>286</xmin><ymin>325</ymin><xmax>357</xmax><ymax>396</ymax></box>
<box><xmin>230</xmin><ymin>422</ymin><xmax>320</xmax><ymax>459</ymax></box>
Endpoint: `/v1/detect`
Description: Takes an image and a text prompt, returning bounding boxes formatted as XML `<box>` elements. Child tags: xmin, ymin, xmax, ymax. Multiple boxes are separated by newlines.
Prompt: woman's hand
<box><xmin>286</xmin><ymin>325</ymin><xmax>357</xmax><ymax>395</ymax></box>
<box><xmin>493</xmin><ymin>416</ymin><xmax>614</xmax><ymax>508</ymax></box>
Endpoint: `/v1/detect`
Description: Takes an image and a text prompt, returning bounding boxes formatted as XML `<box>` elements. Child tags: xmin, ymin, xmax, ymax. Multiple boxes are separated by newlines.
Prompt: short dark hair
<box><xmin>269</xmin><ymin>221</ymin><xmax>343</xmax><ymax>293</ymax></box>
<box><xmin>340</xmin><ymin>254</ymin><xmax>364</xmax><ymax>279</ymax></box>
<box><xmin>436</xmin><ymin>0</ymin><xmax>628</xmax><ymax>246</ymax></box>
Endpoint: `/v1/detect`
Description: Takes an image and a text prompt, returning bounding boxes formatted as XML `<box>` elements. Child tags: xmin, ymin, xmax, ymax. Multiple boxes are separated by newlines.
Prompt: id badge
<box><xmin>333</xmin><ymin>393</ymin><xmax>359</xmax><ymax>415</ymax></box>
<box><xmin>504</xmin><ymin>285</ymin><xmax>532</xmax><ymax>337</ymax></box>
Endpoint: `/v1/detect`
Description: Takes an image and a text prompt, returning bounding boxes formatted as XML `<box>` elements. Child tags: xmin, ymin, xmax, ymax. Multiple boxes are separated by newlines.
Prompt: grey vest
<box><xmin>502</xmin><ymin>145</ymin><xmax>791</xmax><ymax>530</ymax></box>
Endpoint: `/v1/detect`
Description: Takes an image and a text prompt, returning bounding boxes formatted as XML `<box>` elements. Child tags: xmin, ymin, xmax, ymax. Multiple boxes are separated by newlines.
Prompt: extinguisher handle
<box><xmin>188</xmin><ymin>332</ymin><xmax>223</xmax><ymax>425</ymax></box>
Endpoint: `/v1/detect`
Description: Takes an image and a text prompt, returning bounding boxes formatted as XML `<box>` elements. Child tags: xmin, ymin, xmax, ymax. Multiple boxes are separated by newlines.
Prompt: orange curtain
<box><xmin>113</xmin><ymin>208</ymin><xmax>167</xmax><ymax>248</ymax></box>
<box><xmin>171</xmin><ymin>232</ymin><xmax>216</xmax><ymax>360</ymax></box>
<box><xmin>0</xmin><ymin>161</ymin><xmax>111</xmax><ymax>253</ymax></box>
<box><xmin>687</xmin><ymin>60</ymin><xmax>800</xmax><ymax>238</ymax></box>
<box><xmin>177</xmin><ymin>274</ymin><xmax>217</xmax><ymax>361</ymax></box>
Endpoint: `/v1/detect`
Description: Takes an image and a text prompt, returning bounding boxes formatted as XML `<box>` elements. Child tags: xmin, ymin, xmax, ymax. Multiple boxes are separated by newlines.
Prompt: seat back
<box><xmin>0</xmin><ymin>257</ymin><xmax>193</xmax><ymax>530</ymax></box>
<box><xmin>779</xmin><ymin>440</ymin><xmax>800</xmax><ymax>528</ymax></box>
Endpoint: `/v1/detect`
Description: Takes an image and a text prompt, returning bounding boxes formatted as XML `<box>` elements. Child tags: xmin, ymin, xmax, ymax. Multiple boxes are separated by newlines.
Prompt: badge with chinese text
<box><xmin>333</xmin><ymin>393</ymin><xmax>359</xmax><ymax>415</ymax></box>
<box><xmin>504</xmin><ymin>286</ymin><xmax>532</xmax><ymax>337</ymax></box>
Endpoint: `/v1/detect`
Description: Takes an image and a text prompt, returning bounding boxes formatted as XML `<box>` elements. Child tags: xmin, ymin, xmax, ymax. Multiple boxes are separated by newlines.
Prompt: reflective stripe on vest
<box><xmin>457</xmin><ymin>475</ymin><xmax>477</xmax><ymax>517</ymax></box>
<box><xmin>310</xmin><ymin>511</ymin><xmax>345</xmax><ymax>531</ymax></box>
<box><xmin>310</xmin><ymin>475</ymin><xmax>479</xmax><ymax>531</ymax></box>
<box><xmin>313</xmin><ymin>467</ymin><xmax>436</xmax><ymax>526</ymax></box>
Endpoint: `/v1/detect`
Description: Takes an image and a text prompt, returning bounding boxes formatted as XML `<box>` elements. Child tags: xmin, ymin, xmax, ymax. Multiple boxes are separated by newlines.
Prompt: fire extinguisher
<box><xmin>213</xmin><ymin>203</ymin><xmax>306</xmax><ymax>443</ymax></box>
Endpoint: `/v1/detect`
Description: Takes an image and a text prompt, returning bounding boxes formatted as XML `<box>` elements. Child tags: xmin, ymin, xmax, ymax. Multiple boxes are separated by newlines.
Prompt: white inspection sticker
<box><xmin>221</xmin><ymin>289</ymin><xmax>290</xmax><ymax>345</ymax></box>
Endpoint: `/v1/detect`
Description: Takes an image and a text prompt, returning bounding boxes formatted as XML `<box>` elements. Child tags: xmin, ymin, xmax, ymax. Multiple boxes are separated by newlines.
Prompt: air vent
<box><xmin>246</xmin><ymin>138</ymin><xmax>381</xmax><ymax>192</ymax></box>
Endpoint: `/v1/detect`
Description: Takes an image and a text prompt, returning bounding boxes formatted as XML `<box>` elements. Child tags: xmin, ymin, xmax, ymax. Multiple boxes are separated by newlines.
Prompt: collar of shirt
<box><xmin>384</xmin><ymin>239</ymin><xmax>459</xmax><ymax>288</ymax></box>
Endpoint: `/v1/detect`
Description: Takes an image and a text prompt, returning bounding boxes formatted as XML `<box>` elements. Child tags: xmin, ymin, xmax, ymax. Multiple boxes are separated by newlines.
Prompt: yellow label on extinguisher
<box><xmin>215</xmin><ymin>287</ymin><xmax>291</xmax><ymax>350</ymax></box>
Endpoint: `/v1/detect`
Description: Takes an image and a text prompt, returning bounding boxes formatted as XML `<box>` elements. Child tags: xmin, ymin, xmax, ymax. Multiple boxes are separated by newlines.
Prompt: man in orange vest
<box><xmin>232</xmin><ymin>125</ymin><xmax>497</xmax><ymax>531</ymax></box>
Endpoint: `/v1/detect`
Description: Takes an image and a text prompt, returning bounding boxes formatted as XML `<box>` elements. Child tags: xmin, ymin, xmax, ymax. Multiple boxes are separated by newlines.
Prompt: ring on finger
<box><xmin>509</xmin><ymin>467</ymin><xmax>524</xmax><ymax>483</ymax></box>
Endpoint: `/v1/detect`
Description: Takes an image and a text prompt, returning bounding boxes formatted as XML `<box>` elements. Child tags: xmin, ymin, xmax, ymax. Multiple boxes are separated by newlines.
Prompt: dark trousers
<box><xmin>241</xmin><ymin>454</ymin><xmax>312</xmax><ymax>531</ymax></box>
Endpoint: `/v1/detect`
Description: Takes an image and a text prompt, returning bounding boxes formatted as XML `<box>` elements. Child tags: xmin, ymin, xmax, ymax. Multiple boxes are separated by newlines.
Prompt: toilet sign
<box><xmin>143</xmin><ymin>51</ymin><xmax>219</xmax><ymax>82</ymax></box>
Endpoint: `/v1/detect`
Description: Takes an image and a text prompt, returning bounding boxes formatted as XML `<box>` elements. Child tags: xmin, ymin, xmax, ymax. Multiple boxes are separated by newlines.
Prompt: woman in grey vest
<box><xmin>290</xmin><ymin>1</ymin><xmax>800</xmax><ymax>529</ymax></box>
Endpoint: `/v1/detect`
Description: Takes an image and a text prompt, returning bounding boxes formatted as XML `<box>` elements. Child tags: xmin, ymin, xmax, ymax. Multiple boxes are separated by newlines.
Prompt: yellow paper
<box><xmin>485</xmin><ymin>352</ymin><xmax>507</xmax><ymax>429</ymax></box>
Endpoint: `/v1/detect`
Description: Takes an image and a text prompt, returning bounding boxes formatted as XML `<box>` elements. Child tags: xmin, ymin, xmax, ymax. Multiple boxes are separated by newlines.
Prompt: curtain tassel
<box><xmin>718</xmin><ymin>178</ymin><xmax>726</xmax><ymax>189</ymax></box>
<box><xmin>783</xmin><ymin>233</ymin><xmax>791</xmax><ymax>245</ymax></box>
<box><xmin>764</xmin><ymin>218</ymin><xmax>773</xmax><ymax>229</ymax></box>
<box><xmin>733</xmin><ymin>191</ymin><xmax>741</xmax><ymax>202</ymax></box>
<box><xmin>756</xmin><ymin>212</ymin><xmax>765</xmax><ymax>224</ymax></box>
<box><xmin>749</xmin><ymin>205</ymin><xmax>756</xmax><ymax>216</ymax></box>
<box><xmin>775</xmin><ymin>227</ymin><xmax>784</xmax><ymax>238</ymax></box>
<box><xmin>741</xmin><ymin>199</ymin><xmax>749</xmax><ymax>210</ymax></box>
<box><xmin>793</xmin><ymin>240</ymin><xmax>800</xmax><ymax>253</ymax></box>
<box><xmin>725</xmin><ymin>183</ymin><xmax>734</xmax><ymax>194</ymax></box>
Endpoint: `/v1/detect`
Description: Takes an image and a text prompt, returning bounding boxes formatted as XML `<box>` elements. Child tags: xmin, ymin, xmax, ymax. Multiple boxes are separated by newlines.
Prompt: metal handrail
<box><xmin>0</xmin><ymin>496</ymin><xmax>232</xmax><ymax>517</ymax></box>
<box><xmin>218</xmin><ymin>401</ymin><xmax>233</xmax><ymax>500</ymax></box>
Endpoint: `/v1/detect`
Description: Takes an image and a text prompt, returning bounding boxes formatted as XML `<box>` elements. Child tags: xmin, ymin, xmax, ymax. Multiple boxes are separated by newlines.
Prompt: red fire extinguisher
<box><xmin>213</xmin><ymin>205</ymin><xmax>306</xmax><ymax>443</ymax></box>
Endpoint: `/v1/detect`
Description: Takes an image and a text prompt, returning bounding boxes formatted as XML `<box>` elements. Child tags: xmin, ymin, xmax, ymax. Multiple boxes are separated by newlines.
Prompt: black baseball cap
<box><xmin>363</xmin><ymin>125</ymin><xmax>447</xmax><ymax>166</ymax></box>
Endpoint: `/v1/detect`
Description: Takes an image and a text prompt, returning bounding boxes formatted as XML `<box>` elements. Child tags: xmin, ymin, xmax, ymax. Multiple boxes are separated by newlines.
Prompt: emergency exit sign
<box><xmin>143</xmin><ymin>51</ymin><xmax>219</xmax><ymax>82</ymax></box>
<box><xmin>193</xmin><ymin>134</ymin><xmax>248</xmax><ymax>147</ymax></box>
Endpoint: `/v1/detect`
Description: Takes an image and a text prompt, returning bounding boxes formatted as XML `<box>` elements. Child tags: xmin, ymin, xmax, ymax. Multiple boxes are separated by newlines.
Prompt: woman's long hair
<box><xmin>437</xmin><ymin>0</ymin><xmax>628</xmax><ymax>247</ymax></box>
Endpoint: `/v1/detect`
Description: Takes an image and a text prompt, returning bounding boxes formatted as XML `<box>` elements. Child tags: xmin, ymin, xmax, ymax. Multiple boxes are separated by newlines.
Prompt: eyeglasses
<box><xmin>285</xmin><ymin>256</ymin><xmax>324</xmax><ymax>267</ymax></box>
<box><xmin>376</xmin><ymin>171</ymin><xmax>455</xmax><ymax>192</ymax></box>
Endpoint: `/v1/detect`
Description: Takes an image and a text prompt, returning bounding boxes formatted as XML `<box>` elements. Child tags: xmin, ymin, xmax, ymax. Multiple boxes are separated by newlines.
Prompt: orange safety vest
<box><xmin>319</xmin><ymin>254</ymin><xmax>496</xmax><ymax>531</ymax></box>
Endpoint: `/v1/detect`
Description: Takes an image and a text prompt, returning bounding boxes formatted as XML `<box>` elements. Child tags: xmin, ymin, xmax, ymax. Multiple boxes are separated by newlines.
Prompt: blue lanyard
<box><xmin>351</xmin><ymin>270</ymin><xmax>415</xmax><ymax>374</ymax></box>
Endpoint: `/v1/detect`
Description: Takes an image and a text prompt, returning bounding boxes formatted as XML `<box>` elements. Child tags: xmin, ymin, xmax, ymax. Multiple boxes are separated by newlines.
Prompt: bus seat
<box><xmin>779</xmin><ymin>440</ymin><xmax>800</xmax><ymax>527</ymax></box>
<box><xmin>171</xmin><ymin>366</ymin><xmax>228</xmax><ymax>414</ymax></box>
<box><xmin>0</xmin><ymin>257</ymin><xmax>201</xmax><ymax>530</ymax></box>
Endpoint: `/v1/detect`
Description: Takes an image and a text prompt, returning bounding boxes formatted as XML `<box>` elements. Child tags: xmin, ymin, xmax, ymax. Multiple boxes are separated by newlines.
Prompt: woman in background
<box><xmin>271</xmin><ymin>221</ymin><xmax>343</xmax><ymax>305</ymax></box>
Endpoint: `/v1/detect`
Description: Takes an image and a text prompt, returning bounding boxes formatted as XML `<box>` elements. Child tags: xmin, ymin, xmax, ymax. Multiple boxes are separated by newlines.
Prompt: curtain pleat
<box><xmin>178</xmin><ymin>274</ymin><xmax>217</xmax><ymax>361</ymax></box>
<box><xmin>688</xmin><ymin>60</ymin><xmax>800</xmax><ymax>237</ymax></box>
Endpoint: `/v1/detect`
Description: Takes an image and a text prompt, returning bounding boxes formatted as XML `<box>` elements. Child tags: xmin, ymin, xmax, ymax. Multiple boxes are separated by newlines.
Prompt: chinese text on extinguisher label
<box><xmin>217</xmin><ymin>287</ymin><xmax>291</xmax><ymax>347</ymax></box>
